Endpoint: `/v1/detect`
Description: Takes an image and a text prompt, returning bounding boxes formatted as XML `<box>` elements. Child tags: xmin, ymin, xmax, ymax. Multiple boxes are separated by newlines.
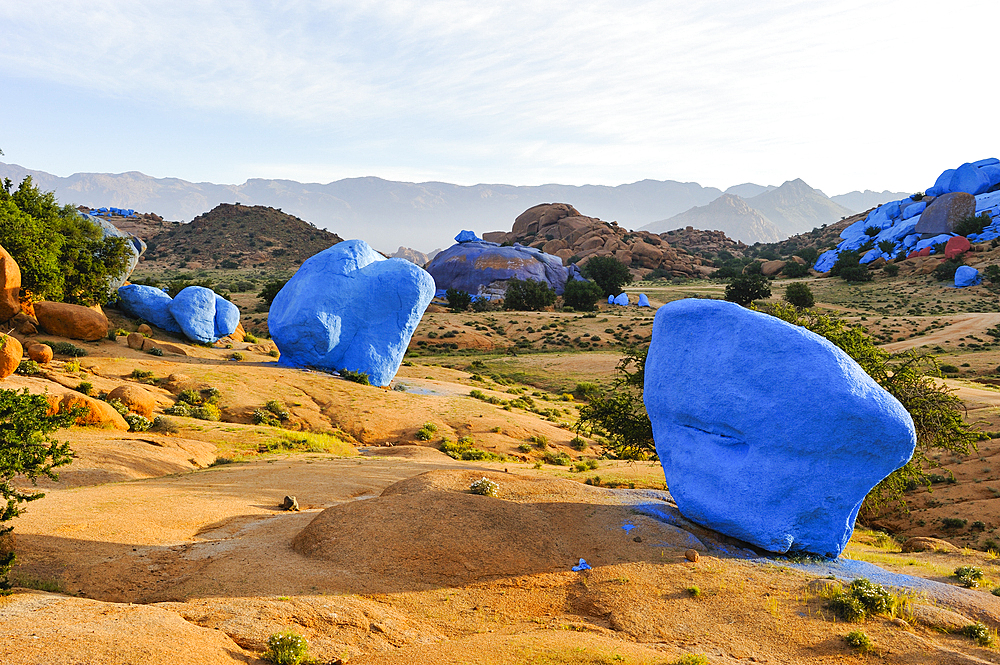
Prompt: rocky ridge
<box><xmin>483</xmin><ymin>203</ymin><xmax>714</xmax><ymax>279</ymax></box>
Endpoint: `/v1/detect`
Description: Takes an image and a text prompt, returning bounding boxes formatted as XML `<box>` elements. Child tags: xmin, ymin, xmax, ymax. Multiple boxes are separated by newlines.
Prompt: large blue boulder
<box><xmin>955</xmin><ymin>266</ymin><xmax>981</xmax><ymax>288</ymax></box>
<box><xmin>116</xmin><ymin>284</ymin><xmax>183</xmax><ymax>334</ymax></box>
<box><xmin>614</xmin><ymin>293</ymin><xmax>629</xmax><ymax>306</ymax></box>
<box><xmin>268</xmin><ymin>239</ymin><xmax>434</xmax><ymax>387</ymax></box>
<box><xmin>168</xmin><ymin>286</ymin><xmax>239</xmax><ymax>344</ymax></box>
<box><xmin>951</xmin><ymin>163</ymin><xmax>992</xmax><ymax>196</ymax></box>
<box><xmin>643</xmin><ymin>299</ymin><xmax>915</xmax><ymax>557</ymax></box>
<box><xmin>425</xmin><ymin>240</ymin><xmax>574</xmax><ymax>297</ymax></box>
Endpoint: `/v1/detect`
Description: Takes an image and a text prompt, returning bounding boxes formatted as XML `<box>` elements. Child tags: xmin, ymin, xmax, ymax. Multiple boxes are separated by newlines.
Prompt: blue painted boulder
<box><xmin>955</xmin><ymin>266</ymin><xmax>981</xmax><ymax>288</ymax></box>
<box><xmin>268</xmin><ymin>239</ymin><xmax>435</xmax><ymax>387</ymax></box>
<box><xmin>454</xmin><ymin>230</ymin><xmax>482</xmax><ymax>243</ymax></box>
<box><xmin>425</xmin><ymin>240</ymin><xmax>574</xmax><ymax>297</ymax></box>
<box><xmin>614</xmin><ymin>293</ymin><xmax>629</xmax><ymax>306</ymax></box>
<box><xmin>644</xmin><ymin>299</ymin><xmax>915</xmax><ymax>557</ymax></box>
<box><xmin>168</xmin><ymin>286</ymin><xmax>239</xmax><ymax>344</ymax></box>
<box><xmin>608</xmin><ymin>294</ymin><xmax>615</xmax><ymax>304</ymax></box>
<box><xmin>116</xmin><ymin>284</ymin><xmax>183</xmax><ymax>334</ymax></box>
<box><xmin>84</xmin><ymin>213</ymin><xmax>146</xmax><ymax>290</ymax></box>
<box><xmin>638</xmin><ymin>293</ymin><xmax>650</xmax><ymax>307</ymax></box>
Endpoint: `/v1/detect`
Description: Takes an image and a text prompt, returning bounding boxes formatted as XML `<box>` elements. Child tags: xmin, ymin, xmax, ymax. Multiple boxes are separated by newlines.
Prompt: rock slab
<box><xmin>268</xmin><ymin>239</ymin><xmax>435</xmax><ymax>387</ymax></box>
<box><xmin>643</xmin><ymin>299</ymin><xmax>916</xmax><ymax>557</ymax></box>
<box><xmin>34</xmin><ymin>301</ymin><xmax>108</xmax><ymax>341</ymax></box>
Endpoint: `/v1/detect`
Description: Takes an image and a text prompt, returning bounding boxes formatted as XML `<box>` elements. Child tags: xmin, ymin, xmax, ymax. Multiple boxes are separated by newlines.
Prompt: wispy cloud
<box><xmin>2</xmin><ymin>0</ymin><xmax>998</xmax><ymax>192</ymax></box>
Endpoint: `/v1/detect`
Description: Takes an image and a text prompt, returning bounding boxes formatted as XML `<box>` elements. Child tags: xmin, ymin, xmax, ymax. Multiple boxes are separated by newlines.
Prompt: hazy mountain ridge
<box><xmin>640</xmin><ymin>193</ymin><xmax>785</xmax><ymax>244</ymax></box>
<box><xmin>744</xmin><ymin>178</ymin><xmax>856</xmax><ymax>236</ymax></box>
<box><xmin>831</xmin><ymin>189</ymin><xmax>913</xmax><ymax>213</ymax></box>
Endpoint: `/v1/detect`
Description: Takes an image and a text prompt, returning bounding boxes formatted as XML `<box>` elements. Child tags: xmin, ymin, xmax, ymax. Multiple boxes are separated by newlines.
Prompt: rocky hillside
<box><xmin>483</xmin><ymin>203</ymin><xmax>712</xmax><ymax>279</ymax></box>
<box><xmin>391</xmin><ymin>246</ymin><xmax>440</xmax><ymax>266</ymax></box>
<box><xmin>133</xmin><ymin>204</ymin><xmax>343</xmax><ymax>271</ymax></box>
<box><xmin>657</xmin><ymin>225</ymin><xmax>748</xmax><ymax>259</ymax></box>
<box><xmin>642</xmin><ymin>194</ymin><xmax>784</xmax><ymax>244</ymax></box>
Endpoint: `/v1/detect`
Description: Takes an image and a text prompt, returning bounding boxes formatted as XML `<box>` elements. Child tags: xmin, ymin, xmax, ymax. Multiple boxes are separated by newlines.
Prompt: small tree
<box><xmin>445</xmin><ymin>288</ymin><xmax>472</xmax><ymax>312</ymax></box>
<box><xmin>783</xmin><ymin>282</ymin><xmax>815</xmax><ymax>308</ymax></box>
<box><xmin>576</xmin><ymin>347</ymin><xmax>654</xmax><ymax>460</ymax></box>
<box><xmin>1</xmin><ymin>389</ymin><xmax>77</xmax><ymax>590</ymax></box>
<box><xmin>562</xmin><ymin>279</ymin><xmax>603</xmax><ymax>311</ymax></box>
<box><xmin>581</xmin><ymin>256</ymin><xmax>633</xmax><ymax>297</ymax></box>
<box><xmin>257</xmin><ymin>278</ymin><xmax>290</xmax><ymax>307</ymax></box>
<box><xmin>724</xmin><ymin>274</ymin><xmax>771</xmax><ymax>306</ymax></box>
<box><xmin>503</xmin><ymin>278</ymin><xmax>556</xmax><ymax>311</ymax></box>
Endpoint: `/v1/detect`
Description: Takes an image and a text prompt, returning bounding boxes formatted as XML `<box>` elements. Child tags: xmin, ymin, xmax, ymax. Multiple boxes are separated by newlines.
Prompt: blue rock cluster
<box><xmin>90</xmin><ymin>206</ymin><xmax>137</xmax><ymax>218</ymax></box>
<box><xmin>81</xmin><ymin>212</ymin><xmax>147</xmax><ymax>290</ymax></box>
<box><xmin>637</xmin><ymin>293</ymin><xmax>651</xmax><ymax>307</ymax></box>
<box><xmin>644</xmin><ymin>299</ymin><xmax>916</xmax><ymax>557</ymax></box>
<box><xmin>426</xmin><ymin>236</ymin><xmax>584</xmax><ymax>299</ymax></box>
<box><xmin>117</xmin><ymin>284</ymin><xmax>240</xmax><ymax>343</ymax></box>
<box><xmin>268</xmin><ymin>239</ymin><xmax>435</xmax><ymax>387</ymax></box>
<box><xmin>613</xmin><ymin>293</ymin><xmax>629</xmax><ymax>306</ymax></box>
<box><xmin>814</xmin><ymin>159</ymin><xmax>1000</xmax><ymax>272</ymax></box>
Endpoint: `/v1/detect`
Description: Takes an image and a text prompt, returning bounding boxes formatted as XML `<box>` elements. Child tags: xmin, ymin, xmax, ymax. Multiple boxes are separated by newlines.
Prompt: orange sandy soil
<box><xmin>4</xmin><ymin>304</ymin><xmax>1000</xmax><ymax>663</ymax></box>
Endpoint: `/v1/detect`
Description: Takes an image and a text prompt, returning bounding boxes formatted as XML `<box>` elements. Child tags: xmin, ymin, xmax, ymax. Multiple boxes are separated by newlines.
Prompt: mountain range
<box><xmin>0</xmin><ymin>161</ymin><xmax>909</xmax><ymax>252</ymax></box>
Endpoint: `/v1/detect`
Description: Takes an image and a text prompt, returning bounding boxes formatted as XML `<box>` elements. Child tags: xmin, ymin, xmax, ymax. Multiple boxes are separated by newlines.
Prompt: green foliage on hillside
<box><xmin>581</xmin><ymin>256</ymin><xmax>633</xmax><ymax>297</ymax></box>
<box><xmin>0</xmin><ymin>176</ymin><xmax>132</xmax><ymax>305</ymax></box>
<box><xmin>1</xmin><ymin>389</ymin><xmax>78</xmax><ymax>590</ymax></box>
<box><xmin>562</xmin><ymin>279</ymin><xmax>603</xmax><ymax>311</ymax></box>
<box><xmin>503</xmin><ymin>278</ymin><xmax>556</xmax><ymax>311</ymax></box>
<box><xmin>724</xmin><ymin>273</ymin><xmax>771</xmax><ymax>306</ymax></box>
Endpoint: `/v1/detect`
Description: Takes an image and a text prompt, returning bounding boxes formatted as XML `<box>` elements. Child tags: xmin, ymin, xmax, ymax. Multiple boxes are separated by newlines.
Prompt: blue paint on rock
<box><xmin>116</xmin><ymin>284</ymin><xmax>183</xmax><ymax>334</ymax></box>
<box><xmin>268</xmin><ymin>239</ymin><xmax>435</xmax><ymax>387</ymax></box>
<box><xmin>614</xmin><ymin>293</ymin><xmax>629</xmax><ymax>306</ymax></box>
<box><xmin>83</xmin><ymin>212</ymin><xmax>146</xmax><ymax>290</ymax></box>
<box><xmin>425</xmin><ymin>240</ymin><xmax>574</xmax><ymax>297</ymax></box>
<box><xmin>214</xmin><ymin>295</ymin><xmax>240</xmax><ymax>338</ymax></box>
<box><xmin>454</xmin><ymin>229</ymin><xmax>482</xmax><ymax>243</ymax></box>
<box><xmin>638</xmin><ymin>293</ymin><xmax>651</xmax><ymax>307</ymax></box>
<box><xmin>169</xmin><ymin>286</ymin><xmax>226</xmax><ymax>344</ymax></box>
<box><xmin>955</xmin><ymin>266</ymin><xmax>981</xmax><ymax>288</ymax></box>
<box><xmin>608</xmin><ymin>294</ymin><xmax>615</xmax><ymax>304</ymax></box>
<box><xmin>643</xmin><ymin>299</ymin><xmax>915</xmax><ymax>557</ymax></box>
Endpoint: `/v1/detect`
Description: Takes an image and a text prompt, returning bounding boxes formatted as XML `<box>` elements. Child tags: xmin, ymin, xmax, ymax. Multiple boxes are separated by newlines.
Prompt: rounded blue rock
<box><xmin>268</xmin><ymin>239</ymin><xmax>435</xmax><ymax>387</ymax></box>
<box><xmin>116</xmin><ymin>284</ymin><xmax>183</xmax><ymax>334</ymax></box>
<box><xmin>169</xmin><ymin>286</ymin><xmax>233</xmax><ymax>344</ymax></box>
<box><xmin>643</xmin><ymin>299</ymin><xmax>916</xmax><ymax>557</ymax></box>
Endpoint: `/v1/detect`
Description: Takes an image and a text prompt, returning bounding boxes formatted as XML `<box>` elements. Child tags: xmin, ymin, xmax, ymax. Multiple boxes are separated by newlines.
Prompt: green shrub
<box><xmin>264</xmin><ymin>400</ymin><xmax>289</xmax><ymax>420</ymax></box>
<box><xmin>244</xmin><ymin>333</ymin><xmax>258</xmax><ymax>343</ymax></box>
<box><xmin>124</xmin><ymin>414</ymin><xmax>152</xmax><ymax>432</ymax></box>
<box><xmin>163</xmin><ymin>404</ymin><xmax>192</xmax><ymax>417</ymax></box>
<box><xmin>262</xmin><ymin>630</ymin><xmax>309</xmax><ymax>665</ymax></box>
<box><xmin>517</xmin><ymin>443</ymin><xmax>532</xmax><ymax>453</ymax></box>
<box><xmin>541</xmin><ymin>451</ymin><xmax>571</xmax><ymax>465</ymax></box>
<box><xmin>562</xmin><ymin>279</ymin><xmax>603</xmax><ymax>311</ymax></box>
<box><xmin>439</xmin><ymin>438</ymin><xmax>501</xmax><ymax>461</ymax></box>
<box><xmin>268</xmin><ymin>349</ymin><xmax>280</xmax><ymax>358</ymax></box>
<box><xmin>445</xmin><ymin>288</ymin><xmax>473</xmax><ymax>312</ymax></box>
<box><xmin>253</xmin><ymin>409</ymin><xmax>281</xmax><ymax>426</ymax></box>
<box><xmin>839</xmin><ymin>266</ymin><xmax>873</xmax><ymax>282</ymax></box>
<box><xmin>963</xmin><ymin>622</ymin><xmax>994</xmax><ymax>647</ymax></box>
<box><xmin>0</xmin><ymin>389</ymin><xmax>77</xmax><ymax>589</ymax></box>
<box><xmin>503</xmin><ymin>278</ymin><xmax>557</xmax><ymax>311</ymax></box>
<box><xmin>190</xmin><ymin>404</ymin><xmax>221</xmax><ymax>421</ymax></box>
<box><xmin>151</xmin><ymin>416</ymin><xmax>179</xmax><ymax>433</ymax></box>
<box><xmin>570</xmin><ymin>436</ymin><xmax>588</xmax><ymax>451</ymax></box>
<box><xmin>76</xmin><ymin>382</ymin><xmax>93</xmax><ymax>396</ymax></box>
<box><xmin>668</xmin><ymin>655</ymin><xmax>708</xmax><ymax>665</ymax></box>
<box><xmin>580</xmin><ymin>256</ymin><xmax>633</xmax><ymax>297</ymax></box>
<box><xmin>954</xmin><ymin>565</ymin><xmax>984</xmax><ymax>588</ymax></box>
<box><xmin>829</xmin><ymin>594</ymin><xmax>866</xmax><ymax>622</ymax></box>
<box><xmin>781</xmin><ymin>261</ymin><xmax>809</xmax><ymax>278</ymax></box>
<box><xmin>45</xmin><ymin>341</ymin><xmax>86</xmax><ymax>357</ymax></box>
<box><xmin>954</xmin><ymin>212</ymin><xmax>992</xmax><ymax>238</ymax></box>
<box><xmin>257</xmin><ymin>279</ymin><xmax>290</xmax><ymax>308</ymax></box>
<box><xmin>340</xmin><ymin>369</ymin><xmax>370</xmax><ymax>385</ymax></box>
<box><xmin>783</xmin><ymin>282</ymin><xmax>814</xmax><ymax>308</ymax></box>
<box><xmin>415</xmin><ymin>422</ymin><xmax>437</xmax><ymax>441</ymax></box>
<box><xmin>939</xmin><ymin>364</ymin><xmax>960</xmax><ymax>374</ymax></box>
<box><xmin>469</xmin><ymin>477</ymin><xmax>499</xmax><ymax>496</ymax></box>
<box><xmin>178</xmin><ymin>389</ymin><xmax>201</xmax><ymax>405</ymax></box>
<box><xmin>147</xmin><ymin>347</ymin><xmax>164</xmax><ymax>356</ymax></box>
<box><xmin>15</xmin><ymin>360</ymin><xmax>40</xmax><ymax>376</ymax></box>
<box><xmin>529</xmin><ymin>434</ymin><xmax>548</xmax><ymax>448</ymax></box>
<box><xmin>724</xmin><ymin>274</ymin><xmax>771</xmax><ymax>306</ymax></box>
<box><xmin>844</xmin><ymin>630</ymin><xmax>873</xmax><ymax>652</ymax></box>
<box><xmin>230</xmin><ymin>351</ymin><xmax>244</xmax><ymax>361</ymax></box>
<box><xmin>883</xmin><ymin>263</ymin><xmax>900</xmax><ymax>277</ymax></box>
<box><xmin>934</xmin><ymin>258</ymin><xmax>965</xmax><ymax>281</ymax></box>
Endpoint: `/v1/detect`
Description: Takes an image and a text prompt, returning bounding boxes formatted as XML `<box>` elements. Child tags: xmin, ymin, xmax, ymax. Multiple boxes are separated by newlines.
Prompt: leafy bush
<box><xmin>253</xmin><ymin>409</ymin><xmax>280</xmax><ymax>426</ymax></box>
<box><xmin>469</xmin><ymin>477</ymin><xmax>498</xmax><ymax>496</ymax></box>
<box><xmin>963</xmin><ymin>622</ymin><xmax>994</xmax><ymax>646</ymax></box>
<box><xmin>781</xmin><ymin>261</ymin><xmax>809</xmax><ymax>278</ymax></box>
<box><xmin>262</xmin><ymin>630</ymin><xmax>309</xmax><ymax>665</ymax></box>
<box><xmin>724</xmin><ymin>274</ymin><xmax>771</xmax><ymax>306</ymax></box>
<box><xmin>147</xmin><ymin>347</ymin><xmax>164</xmax><ymax>356</ymax></box>
<box><xmin>124</xmin><ymin>414</ymin><xmax>152</xmax><ymax>432</ymax></box>
<box><xmin>15</xmin><ymin>360</ymin><xmax>40</xmax><ymax>376</ymax></box>
<box><xmin>244</xmin><ymin>333</ymin><xmax>258</xmax><ymax>344</ymax></box>
<box><xmin>844</xmin><ymin>630</ymin><xmax>873</xmax><ymax>652</ymax></box>
<box><xmin>190</xmin><ymin>404</ymin><xmax>221</xmax><ymax>421</ymax></box>
<box><xmin>829</xmin><ymin>578</ymin><xmax>892</xmax><ymax>622</ymax></box>
<box><xmin>783</xmin><ymin>282</ymin><xmax>814</xmax><ymax>308</ymax></box>
<box><xmin>445</xmin><ymin>288</ymin><xmax>472</xmax><ymax>312</ymax></box>
<box><xmin>340</xmin><ymin>369</ymin><xmax>370</xmax><ymax>385</ymax></box>
<box><xmin>503</xmin><ymin>278</ymin><xmax>557</xmax><ymax>311</ymax></box>
<box><xmin>954</xmin><ymin>565</ymin><xmax>984</xmax><ymax>588</ymax></box>
<box><xmin>230</xmin><ymin>352</ymin><xmax>245</xmax><ymax>361</ymax></box>
<box><xmin>44</xmin><ymin>341</ymin><xmax>86</xmax><ymax>357</ymax></box>
<box><xmin>415</xmin><ymin>422</ymin><xmax>437</xmax><ymax>441</ymax></box>
<box><xmin>934</xmin><ymin>258</ymin><xmax>964</xmax><ymax>281</ymax></box>
<box><xmin>668</xmin><ymin>655</ymin><xmax>708</xmax><ymax>665</ymax></box>
<box><xmin>257</xmin><ymin>279</ymin><xmax>290</xmax><ymax>308</ymax></box>
<box><xmin>580</xmin><ymin>256</ymin><xmax>633</xmax><ymax>297</ymax></box>
<box><xmin>954</xmin><ymin>212</ymin><xmax>992</xmax><ymax>238</ymax></box>
<box><xmin>264</xmin><ymin>400</ymin><xmax>289</xmax><ymax>420</ymax></box>
<box><xmin>151</xmin><ymin>416</ymin><xmax>179</xmax><ymax>433</ymax></box>
<box><xmin>0</xmin><ymin>176</ymin><xmax>132</xmax><ymax>306</ymax></box>
<box><xmin>883</xmin><ymin>263</ymin><xmax>900</xmax><ymax>277</ymax></box>
<box><xmin>561</xmin><ymin>279</ymin><xmax>603</xmax><ymax>311</ymax></box>
<box><xmin>570</xmin><ymin>436</ymin><xmax>588</xmax><ymax>451</ymax></box>
<box><xmin>0</xmin><ymin>389</ymin><xmax>77</xmax><ymax>589</ymax></box>
<box><xmin>76</xmin><ymin>382</ymin><xmax>93</xmax><ymax>396</ymax></box>
<box><xmin>839</xmin><ymin>266</ymin><xmax>873</xmax><ymax>282</ymax></box>
<box><xmin>576</xmin><ymin>346</ymin><xmax>654</xmax><ymax>460</ymax></box>
<box><xmin>440</xmin><ymin>438</ymin><xmax>501</xmax><ymax>461</ymax></box>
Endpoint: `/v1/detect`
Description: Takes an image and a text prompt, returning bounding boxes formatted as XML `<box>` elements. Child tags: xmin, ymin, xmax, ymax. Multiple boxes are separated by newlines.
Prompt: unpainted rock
<box><xmin>107</xmin><ymin>384</ymin><xmax>156</xmax><ymax>418</ymax></box>
<box><xmin>913</xmin><ymin>192</ymin><xmax>977</xmax><ymax>235</ymax></box>
<box><xmin>0</xmin><ymin>243</ymin><xmax>21</xmax><ymax>321</ymax></box>
<box><xmin>900</xmin><ymin>537</ymin><xmax>959</xmax><ymax>553</ymax></box>
<box><xmin>911</xmin><ymin>604</ymin><xmax>974</xmax><ymax>631</ymax></box>
<box><xmin>34</xmin><ymin>301</ymin><xmax>108</xmax><ymax>341</ymax></box>
<box><xmin>26</xmin><ymin>343</ymin><xmax>53</xmax><ymax>364</ymax></box>
<box><xmin>0</xmin><ymin>334</ymin><xmax>22</xmax><ymax>379</ymax></box>
<box><xmin>59</xmin><ymin>393</ymin><xmax>129</xmax><ymax>430</ymax></box>
<box><xmin>761</xmin><ymin>260</ymin><xmax>785</xmax><ymax>276</ymax></box>
<box><xmin>137</xmin><ymin>323</ymin><xmax>153</xmax><ymax>335</ymax></box>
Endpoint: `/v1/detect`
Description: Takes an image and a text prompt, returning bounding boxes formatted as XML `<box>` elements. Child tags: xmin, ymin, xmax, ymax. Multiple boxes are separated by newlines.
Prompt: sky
<box><xmin>2</xmin><ymin>0</ymin><xmax>998</xmax><ymax>195</ymax></box>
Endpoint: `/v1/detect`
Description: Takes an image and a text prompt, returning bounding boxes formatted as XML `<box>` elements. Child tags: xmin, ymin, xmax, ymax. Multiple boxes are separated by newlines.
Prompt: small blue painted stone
<box><xmin>955</xmin><ymin>266</ymin><xmax>981</xmax><ymax>288</ymax></box>
<box><xmin>638</xmin><ymin>293</ymin><xmax>650</xmax><ymax>307</ymax></box>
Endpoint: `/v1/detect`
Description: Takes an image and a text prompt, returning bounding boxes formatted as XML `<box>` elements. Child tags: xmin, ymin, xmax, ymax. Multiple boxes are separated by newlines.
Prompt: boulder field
<box><xmin>268</xmin><ymin>239</ymin><xmax>434</xmax><ymax>387</ymax></box>
<box><xmin>643</xmin><ymin>299</ymin><xmax>916</xmax><ymax>557</ymax></box>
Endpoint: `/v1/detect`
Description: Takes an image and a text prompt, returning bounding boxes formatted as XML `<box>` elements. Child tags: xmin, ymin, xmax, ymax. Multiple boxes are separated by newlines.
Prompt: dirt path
<box><xmin>881</xmin><ymin>313</ymin><xmax>1000</xmax><ymax>353</ymax></box>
